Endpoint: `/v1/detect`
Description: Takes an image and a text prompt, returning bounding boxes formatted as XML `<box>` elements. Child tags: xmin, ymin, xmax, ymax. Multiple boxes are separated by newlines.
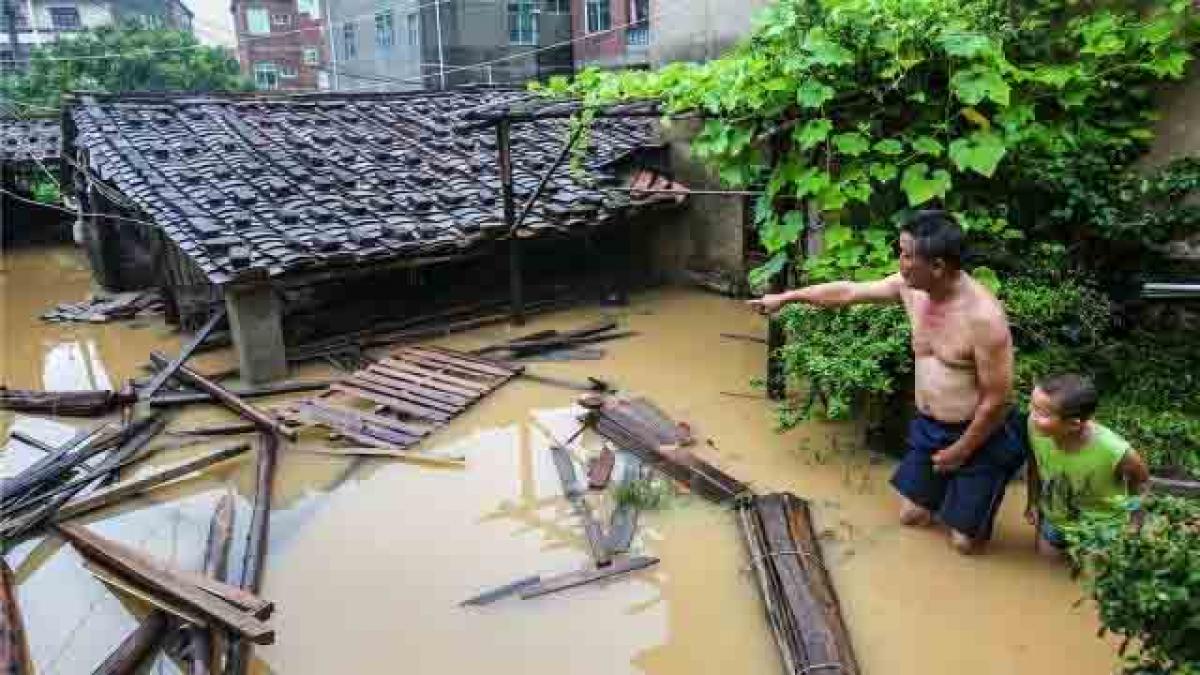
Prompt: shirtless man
<box><xmin>749</xmin><ymin>211</ymin><xmax>1027</xmax><ymax>553</ymax></box>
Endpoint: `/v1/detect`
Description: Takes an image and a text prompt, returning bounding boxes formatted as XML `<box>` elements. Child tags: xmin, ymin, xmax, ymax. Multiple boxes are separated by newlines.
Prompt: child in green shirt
<box><xmin>1025</xmin><ymin>373</ymin><xmax>1150</xmax><ymax>561</ymax></box>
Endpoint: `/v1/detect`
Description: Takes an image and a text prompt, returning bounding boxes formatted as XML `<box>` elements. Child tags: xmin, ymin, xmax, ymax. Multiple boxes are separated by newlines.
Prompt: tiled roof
<box><xmin>68</xmin><ymin>90</ymin><xmax>668</xmax><ymax>286</ymax></box>
<box><xmin>0</xmin><ymin>118</ymin><xmax>61</xmax><ymax>164</ymax></box>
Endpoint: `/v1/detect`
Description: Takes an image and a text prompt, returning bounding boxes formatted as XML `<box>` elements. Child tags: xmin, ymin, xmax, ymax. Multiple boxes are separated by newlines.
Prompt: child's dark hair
<box><xmin>1037</xmin><ymin>373</ymin><xmax>1099</xmax><ymax>420</ymax></box>
<box><xmin>901</xmin><ymin>210</ymin><xmax>965</xmax><ymax>269</ymax></box>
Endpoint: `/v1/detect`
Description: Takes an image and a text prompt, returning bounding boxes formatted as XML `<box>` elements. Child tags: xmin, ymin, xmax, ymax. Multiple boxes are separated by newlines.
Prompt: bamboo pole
<box><xmin>0</xmin><ymin>558</ymin><xmax>31</xmax><ymax>675</ymax></box>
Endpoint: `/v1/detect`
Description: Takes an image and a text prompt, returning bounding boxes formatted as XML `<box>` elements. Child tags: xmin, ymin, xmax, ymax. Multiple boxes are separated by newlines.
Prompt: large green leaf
<box><xmin>912</xmin><ymin>136</ymin><xmax>945</xmax><ymax>157</ymax></box>
<box><xmin>833</xmin><ymin>132</ymin><xmax>870</xmax><ymax>156</ymax></box>
<box><xmin>803</xmin><ymin>30</ymin><xmax>855</xmax><ymax>67</ymax></box>
<box><xmin>797</xmin><ymin>81</ymin><xmax>836</xmax><ymax>108</ymax></box>
<box><xmin>901</xmin><ymin>163</ymin><xmax>952</xmax><ymax>206</ymax></box>
<box><xmin>793</xmin><ymin>118</ymin><xmax>833</xmax><ymax>150</ymax></box>
<box><xmin>794</xmin><ymin>167</ymin><xmax>832</xmax><ymax>198</ymax></box>
<box><xmin>949</xmin><ymin>131</ymin><xmax>1007</xmax><ymax>177</ymax></box>
<box><xmin>939</xmin><ymin>32</ymin><xmax>996</xmax><ymax>59</ymax></box>
<box><xmin>874</xmin><ymin>139</ymin><xmax>904</xmax><ymax>156</ymax></box>
<box><xmin>950</xmin><ymin>65</ymin><xmax>1011</xmax><ymax>106</ymax></box>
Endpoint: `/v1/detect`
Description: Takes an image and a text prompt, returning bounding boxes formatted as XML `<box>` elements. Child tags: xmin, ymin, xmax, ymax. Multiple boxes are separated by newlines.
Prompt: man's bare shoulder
<box><xmin>964</xmin><ymin>277</ymin><xmax>1011</xmax><ymax>344</ymax></box>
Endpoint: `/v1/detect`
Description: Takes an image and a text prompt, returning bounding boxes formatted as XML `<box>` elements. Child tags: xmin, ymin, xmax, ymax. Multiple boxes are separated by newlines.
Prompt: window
<box><xmin>246</xmin><ymin>7</ymin><xmax>269</xmax><ymax>34</ymax></box>
<box><xmin>48</xmin><ymin>7</ymin><xmax>81</xmax><ymax>30</ymax></box>
<box><xmin>254</xmin><ymin>62</ymin><xmax>279</xmax><ymax>90</ymax></box>
<box><xmin>585</xmin><ymin>0</ymin><xmax>610</xmax><ymax>33</ymax></box>
<box><xmin>298</xmin><ymin>0</ymin><xmax>320</xmax><ymax>18</ymax></box>
<box><xmin>135</xmin><ymin>13</ymin><xmax>164</xmax><ymax>29</ymax></box>
<box><xmin>342</xmin><ymin>22</ymin><xmax>357</xmax><ymax>59</ymax></box>
<box><xmin>406</xmin><ymin>13</ymin><xmax>418</xmax><ymax>45</ymax></box>
<box><xmin>271</xmin><ymin>13</ymin><xmax>292</xmax><ymax>27</ymax></box>
<box><xmin>303</xmin><ymin>48</ymin><xmax>319</xmax><ymax>65</ymax></box>
<box><xmin>507</xmin><ymin>1</ymin><xmax>537</xmax><ymax>45</ymax></box>
<box><xmin>626</xmin><ymin>0</ymin><xmax>648</xmax><ymax>45</ymax></box>
<box><xmin>280</xmin><ymin>64</ymin><xmax>298</xmax><ymax>79</ymax></box>
<box><xmin>375</xmin><ymin>10</ymin><xmax>395</xmax><ymax>50</ymax></box>
<box><xmin>543</xmin><ymin>0</ymin><xmax>569</xmax><ymax>12</ymax></box>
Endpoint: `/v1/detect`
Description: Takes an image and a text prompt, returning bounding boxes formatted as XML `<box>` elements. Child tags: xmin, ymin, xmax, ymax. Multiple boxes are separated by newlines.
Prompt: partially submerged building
<box><xmin>0</xmin><ymin>116</ymin><xmax>66</xmax><ymax>245</ymax></box>
<box><xmin>63</xmin><ymin>89</ymin><xmax>685</xmax><ymax>383</ymax></box>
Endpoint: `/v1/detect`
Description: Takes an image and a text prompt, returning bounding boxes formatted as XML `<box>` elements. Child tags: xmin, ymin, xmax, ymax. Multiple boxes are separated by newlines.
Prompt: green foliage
<box><xmin>612</xmin><ymin>477</ymin><xmax>674</xmax><ymax>510</ymax></box>
<box><xmin>29</xmin><ymin>177</ymin><xmax>60</xmax><ymax>205</ymax></box>
<box><xmin>0</xmin><ymin>23</ymin><xmax>250</xmax><ymax>110</ymax></box>
<box><xmin>1100</xmin><ymin>404</ymin><xmax>1200</xmax><ymax>478</ymax></box>
<box><xmin>1068</xmin><ymin>496</ymin><xmax>1200</xmax><ymax>675</ymax></box>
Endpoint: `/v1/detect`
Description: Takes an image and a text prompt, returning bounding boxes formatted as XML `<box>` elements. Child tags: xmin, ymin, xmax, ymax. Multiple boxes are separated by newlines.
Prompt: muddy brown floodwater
<box><xmin>2</xmin><ymin>245</ymin><xmax>1121</xmax><ymax>675</ymax></box>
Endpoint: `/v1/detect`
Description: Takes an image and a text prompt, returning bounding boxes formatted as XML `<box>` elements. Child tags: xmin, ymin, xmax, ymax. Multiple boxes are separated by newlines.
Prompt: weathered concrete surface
<box><xmin>648</xmin><ymin>120</ymin><xmax>749</xmax><ymax>295</ymax></box>
<box><xmin>225</xmin><ymin>281</ymin><xmax>288</xmax><ymax>385</ymax></box>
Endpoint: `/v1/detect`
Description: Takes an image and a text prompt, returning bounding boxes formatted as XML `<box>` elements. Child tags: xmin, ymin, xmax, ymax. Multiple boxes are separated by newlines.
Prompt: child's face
<box><xmin>1030</xmin><ymin>387</ymin><xmax>1083</xmax><ymax>437</ymax></box>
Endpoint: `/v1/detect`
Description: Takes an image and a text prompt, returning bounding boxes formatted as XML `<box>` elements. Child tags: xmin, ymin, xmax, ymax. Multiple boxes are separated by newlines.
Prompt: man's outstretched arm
<box><xmin>748</xmin><ymin>273</ymin><xmax>905</xmax><ymax>314</ymax></box>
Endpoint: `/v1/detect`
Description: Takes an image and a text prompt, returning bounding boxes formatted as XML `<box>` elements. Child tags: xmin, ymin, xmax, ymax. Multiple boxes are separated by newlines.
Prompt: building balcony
<box><xmin>626</xmin><ymin>25</ymin><xmax>649</xmax><ymax>48</ymax></box>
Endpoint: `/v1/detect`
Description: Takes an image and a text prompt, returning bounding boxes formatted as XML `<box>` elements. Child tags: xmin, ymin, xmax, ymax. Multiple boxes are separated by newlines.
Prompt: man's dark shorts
<box><xmin>890</xmin><ymin>409</ymin><xmax>1028</xmax><ymax>541</ymax></box>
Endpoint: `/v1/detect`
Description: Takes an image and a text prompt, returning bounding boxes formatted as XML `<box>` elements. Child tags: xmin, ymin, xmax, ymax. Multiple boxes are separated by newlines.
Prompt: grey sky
<box><xmin>184</xmin><ymin>0</ymin><xmax>237</xmax><ymax>47</ymax></box>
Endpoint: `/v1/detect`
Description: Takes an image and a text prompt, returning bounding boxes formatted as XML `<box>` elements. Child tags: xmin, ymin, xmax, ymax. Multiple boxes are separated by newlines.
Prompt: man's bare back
<box><xmin>900</xmin><ymin>274</ymin><xmax>1011</xmax><ymax>423</ymax></box>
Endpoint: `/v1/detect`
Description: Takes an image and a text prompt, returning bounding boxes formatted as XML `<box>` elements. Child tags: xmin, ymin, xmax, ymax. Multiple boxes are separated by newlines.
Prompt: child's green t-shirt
<box><xmin>1028</xmin><ymin>420</ymin><xmax>1132</xmax><ymax>530</ymax></box>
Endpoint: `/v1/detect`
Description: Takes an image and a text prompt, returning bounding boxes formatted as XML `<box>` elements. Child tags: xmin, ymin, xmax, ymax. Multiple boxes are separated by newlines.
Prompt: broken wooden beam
<box><xmin>0</xmin><ymin>387</ymin><xmax>136</xmax><ymax>417</ymax></box>
<box><xmin>147</xmin><ymin>380</ymin><xmax>333</xmax><ymax>408</ymax></box>
<box><xmin>140</xmin><ymin>307</ymin><xmax>228</xmax><ymax>401</ymax></box>
<box><xmin>519</xmin><ymin>556</ymin><xmax>659</xmax><ymax>600</ymax></box>
<box><xmin>459</xmin><ymin>575</ymin><xmax>542</xmax><ymax>607</ymax></box>
<box><xmin>54</xmin><ymin>443</ymin><xmax>251</xmax><ymax>524</ymax></box>
<box><xmin>587</xmin><ymin>446</ymin><xmax>616</xmax><ymax>490</ymax></box>
<box><xmin>737</xmin><ymin>493</ymin><xmax>860</xmax><ymax>675</ymax></box>
<box><xmin>90</xmin><ymin>610</ymin><xmax>169</xmax><ymax>675</ymax></box>
<box><xmin>148</xmin><ymin>352</ymin><xmax>295</xmax><ymax>440</ymax></box>
<box><xmin>187</xmin><ymin>493</ymin><xmax>235</xmax><ymax>675</ymax></box>
<box><xmin>0</xmin><ymin>558</ymin><xmax>31</xmax><ymax>675</ymax></box>
<box><xmin>55</xmin><ymin>523</ymin><xmax>274</xmax><ymax>644</ymax></box>
<box><xmin>166</xmin><ymin>423</ymin><xmax>259</xmax><ymax>438</ymax></box>
<box><xmin>604</xmin><ymin>456</ymin><xmax>643</xmax><ymax>555</ymax></box>
<box><xmin>549</xmin><ymin>444</ymin><xmax>611</xmax><ymax>566</ymax></box>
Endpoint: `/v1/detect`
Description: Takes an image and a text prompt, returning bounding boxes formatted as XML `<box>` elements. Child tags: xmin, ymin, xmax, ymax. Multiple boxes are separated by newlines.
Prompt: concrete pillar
<box><xmin>224</xmin><ymin>280</ymin><xmax>288</xmax><ymax>385</ymax></box>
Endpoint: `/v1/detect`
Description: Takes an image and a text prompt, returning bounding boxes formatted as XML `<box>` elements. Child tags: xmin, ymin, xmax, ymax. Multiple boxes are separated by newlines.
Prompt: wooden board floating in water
<box><xmin>591</xmin><ymin>396</ymin><xmax>748</xmax><ymax>504</ymax></box>
<box><xmin>459</xmin><ymin>575</ymin><xmax>542</xmax><ymax>607</ymax></box>
<box><xmin>277</xmin><ymin>346</ymin><xmax>518</xmax><ymax>457</ymax></box>
<box><xmin>737</xmin><ymin>493</ymin><xmax>860</xmax><ymax>675</ymax></box>
<box><xmin>519</xmin><ymin>556</ymin><xmax>659</xmax><ymax>600</ymax></box>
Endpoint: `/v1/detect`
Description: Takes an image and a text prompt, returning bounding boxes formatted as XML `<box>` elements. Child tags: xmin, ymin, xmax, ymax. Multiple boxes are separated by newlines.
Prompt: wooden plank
<box><xmin>187</xmin><ymin>493</ymin><xmax>235</xmax><ymax>675</ymax></box>
<box><xmin>587</xmin><ymin>447</ymin><xmax>615</xmax><ymax>490</ymax></box>
<box><xmin>0</xmin><ymin>558</ymin><xmax>31</xmax><ymax>675</ymax></box>
<box><xmin>379</xmin><ymin>358</ymin><xmax>490</xmax><ymax>394</ymax></box>
<box><xmin>140</xmin><ymin>307</ymin><xmax>227</xmax><ymax>400</ymax></box>
<box><xmin>55</xmin><ymin>443</ymin><xmax>251</xmax><ymax>523</ymax></box>
<box><xmin>390</xmin><ymin>352</ymin><xmax>500</xmax><ymax>388</ymax></box>
<box><xmin>148</xmin><ymin>352</ymin><xmax>295</xmax><ymax>441</ymax></box>
<box><xmin>306</xmin><ymin>399</ymin><xmax>431</xmax><ymax>437</ymax></box>
<box><xmin>549</xmin><ymin>445</ymin><xmax>611</xmax><ymax>566</ymax></box>
<box><xmin>371</xmin><ymin>361</ymin><xmax>483</xmax><ymax>400</ymax></box>
<box><xmin>56</xmin><ymin>524</ymin><xmax>275</xmax><ymax>645</ymax></box>
<box><xmin>331</xmin><ymin>382</ymin><xmax>452</xmax><ymax>423</ymax></box>
<box><xmin>83</xmin><ymin>561</ymin><xmax>205</xmax><ymax>626</ymax></box>
<box><xmin>459</xmin><ymin>575</ymin><xmax>541</xmax><ymax>607</ymax></box>
<box><xmin>407</xmin><ymin>346</ymin><xmax>516</xmax><ymax>378</ymax></box>
<box><xmin>147</xmin><ymin>380</ymin><xmax>332</xmax><ymax>408</ymax></box>
<box><xmin>85</xmin><ymin>532</ymin><xmax>274</xmax><ymax>620</ymax></box>
<box><xmin>90</xmin><ymin>609</ymin><xmax>169</xmax><ymax>675</ymax></box>
<box><xmin>282</xmin><ymin>404</ymin><xmax>417</xmax><ymax>450</ymax></box>
<box><xmin>353</xmin><ymin>372</ymin><xmax>462</xmax><ymax>414</ymax></box>
<box><xmin>519</xmin><ymin>557</ymin><xmax>659</xmax><ymax>600</ymax></box>
<box><xmin>294</xmin><ymin>445</ymin><xmax>465</xmax><ymax>468</ymax></box>
<box><xmin>362</xmin><ymin>366</ymin><xmax>473</xmax><ymax>407</ymax></box>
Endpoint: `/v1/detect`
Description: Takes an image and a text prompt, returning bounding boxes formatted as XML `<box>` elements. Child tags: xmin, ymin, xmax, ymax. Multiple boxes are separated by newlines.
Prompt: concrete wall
<box><xmin>326</xmin><ymin>0</ymin><xmax>422</xmax><ymax>91</ymax></box>
<box><xmin>1143</xmin><ymin>61</ymin><xmax>1200</xmax><ymax>261</ymax></box>
<box><xmin>648</xmin><ymin>0</ymin><xmax>771</xmax><ymax>66</ymax></box>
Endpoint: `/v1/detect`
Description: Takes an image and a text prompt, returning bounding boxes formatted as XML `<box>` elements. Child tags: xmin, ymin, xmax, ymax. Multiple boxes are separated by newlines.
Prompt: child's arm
<box><xmin>1025</xmin><ymin>455</ymin><xmax>1041</xmax><ymax>526</ymax></box>
<box><xmin>1116</xmin><ymin>449</ymin><xmax>1150</xmax><ymax>495</ymax></box>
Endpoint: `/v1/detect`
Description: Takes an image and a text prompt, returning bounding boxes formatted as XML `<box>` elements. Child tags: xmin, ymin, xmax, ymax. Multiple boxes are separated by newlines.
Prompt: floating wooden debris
<box><xmin>519</xmin><ymin>556</ymin><xmax>659</xmax><ymax>600</ymax></box>
<box><xmin>139</xmin><ymin>307</ymin><xmax>228</xmax><ymax>400</ymax></box>
<box><xmin>90</xmin><ymin>608</ymin><xmax>169</xmax><ymax>675</ymax></box>
<box><xmin>471</xmin><ymin>320</ymin><xmax>628</xmax><ymax>360</ymax></box>
<box><xmin>590</xmin><ymin>396</ymin><xmax>749</xmax><ymax>504</ymax></box>
<box><xmin>187</xmin><ymin>493</ymin><xmax>235</xmax><ymax>675</ymax></box>
<box><xmin>278</xmin><ymin>345</ymin><xmax>519</xmax><ymax>455</ymax></box>
<box><xmin>459</xmin><ymin>575</ymin><xmax>542</xmax><ymax>607</ymax></box>
<box><xmin>549</xmin><ymin>444</ymin><xmax>612</xmax><ymax>566</ymax></box>
<box><xmin>604</xmin><ymin>456</ymin><xmax>643</xmax><ymax>556</ymax></box>
<box><xmin>56</xmin><ymin>523</ymin><xmax>274</xmax><ymax>645</ymax></box>
<box><xmin>587</xmin><ymin>446</ymin><xmax>616</xmax><ymax>490</ymax></box>
<box><xmin>737</xmin><ymin>493</ymin><xmax>860</xmax><ymax>675</ymax></box>
<box><xmin>40</xmin><ymin>290</ymin><xmax>162</xmax><ymax>324</ymax></box>
<box><xmin>0</xmin><ymin>387</ymin><xmax>137</xmax><ymax>417</ymax></box>
<box><xmin>0</xmin><ymin>558</ymin><xmax>31</xmax><ymax>675</ymax></box>
<box><xmin>146</xmin><ymin>380</ymin><xmax>333</xmax><ymax>409</ymax></box>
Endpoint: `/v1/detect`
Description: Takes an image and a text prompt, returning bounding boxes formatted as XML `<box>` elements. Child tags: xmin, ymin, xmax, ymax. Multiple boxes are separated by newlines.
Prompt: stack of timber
<box><xmin>40</xmin><ymin>290</ymin><xmax>162</xmax><ymax>323</ymax></box>
<box><xmin>278</xmin><ymin>346</ymin><xmax>519</xmax><ymax>457</ymax></box>
<box><xmin>0</xmin><ymin>387</ymin><xmax>137</xmax><ymax>417</ymax></box>
<box><xmin>591</xmin><ymin>396</ymin><xmax>749</xmax><ymax>504</ymax></box>
<box><xmin>737</xmin><ymin>493</ymin><xmax>860</xmax><ymax>675</ymax></box>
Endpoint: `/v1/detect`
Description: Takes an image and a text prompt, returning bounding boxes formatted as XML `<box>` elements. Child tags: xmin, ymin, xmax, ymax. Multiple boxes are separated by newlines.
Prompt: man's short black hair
<box><xmin>901</xmin><ymin>210</ymin><xmax>965</xmax><ymax>268</ymax></box>
<box><xmin>1037</xmin><ymin>373</ymin><xmax>1099</xmax><ymax>420</ymax></box>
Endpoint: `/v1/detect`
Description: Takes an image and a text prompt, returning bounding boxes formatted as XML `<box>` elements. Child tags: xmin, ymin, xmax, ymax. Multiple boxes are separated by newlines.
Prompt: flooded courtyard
<box><xmin>3</xmin><ymin>246</ymin><xmax>1121</xmax><ymax>675</ymax></box>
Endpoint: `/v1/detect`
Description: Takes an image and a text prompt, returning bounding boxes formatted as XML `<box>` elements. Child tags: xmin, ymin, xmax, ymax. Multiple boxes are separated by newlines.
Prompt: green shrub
<box><xmin>1068</xmin><ymin>496</ymin><xmax>1200</xmax><ymax>675</ymax></box>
